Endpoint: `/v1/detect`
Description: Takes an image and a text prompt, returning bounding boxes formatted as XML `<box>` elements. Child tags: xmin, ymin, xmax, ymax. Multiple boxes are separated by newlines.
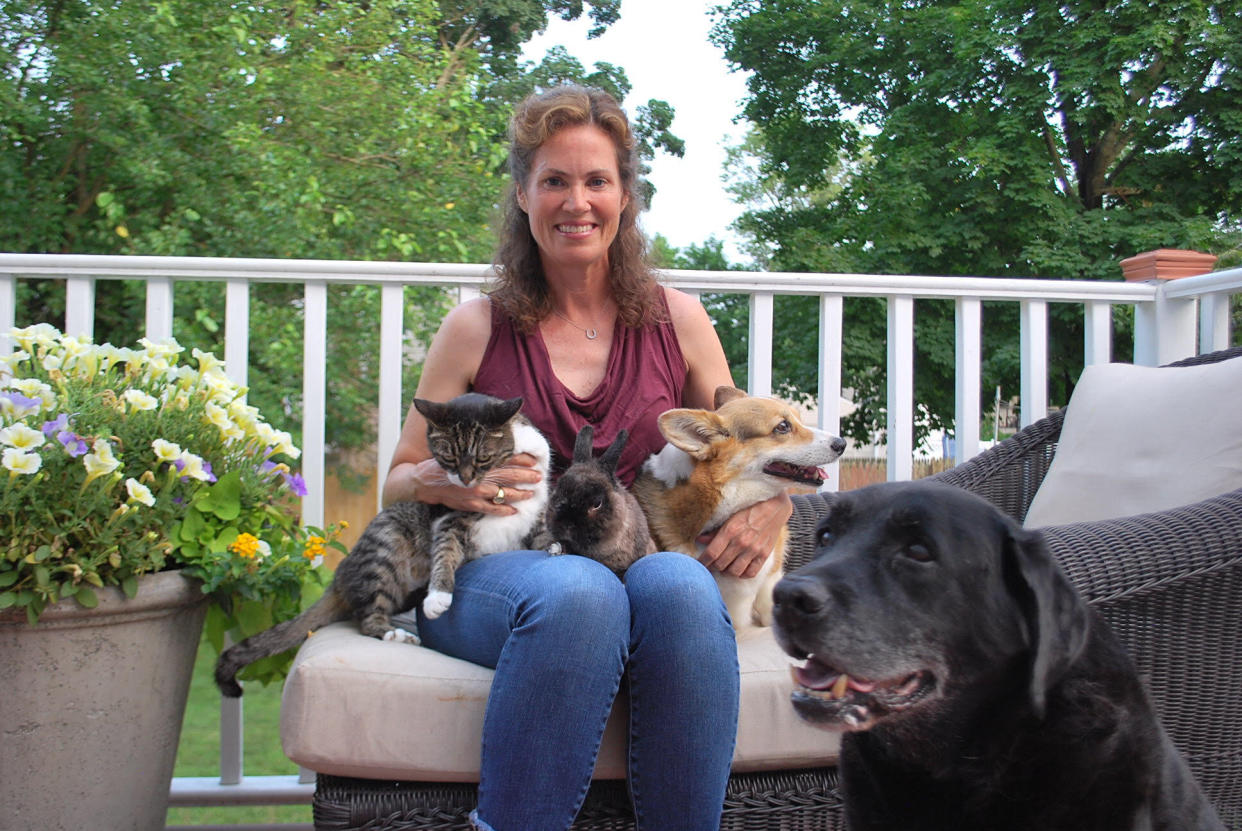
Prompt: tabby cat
<box><xmin>214</xmin><ymin>393</ymin><xmax>551</xmax><ymax>697</ymax></box>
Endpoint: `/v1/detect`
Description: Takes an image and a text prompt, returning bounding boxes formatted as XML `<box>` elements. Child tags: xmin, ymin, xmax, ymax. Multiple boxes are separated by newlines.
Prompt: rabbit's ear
<box><xmin>600</xmin><ymin>429</ymin><xmax>628</xmax><ymax>475</ymax></box>
<box><xmin>573</xmin><ymin>424</ymin><xmax>595</xmax><ymax>463</ymax></box>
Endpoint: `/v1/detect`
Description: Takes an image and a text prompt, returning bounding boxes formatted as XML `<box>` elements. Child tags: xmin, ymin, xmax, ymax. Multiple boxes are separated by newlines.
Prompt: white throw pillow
<box><xmin>1023</xmin><ymin>356</ymin><xmax>1242</xmax><ymax>529</ymax></box>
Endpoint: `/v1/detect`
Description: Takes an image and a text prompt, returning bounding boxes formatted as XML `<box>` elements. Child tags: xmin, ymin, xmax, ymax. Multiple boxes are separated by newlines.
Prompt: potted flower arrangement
<box><xmin>0</xmin><ymin>323</ymin><xmax>345</xmax><ymax>830</ymax></box>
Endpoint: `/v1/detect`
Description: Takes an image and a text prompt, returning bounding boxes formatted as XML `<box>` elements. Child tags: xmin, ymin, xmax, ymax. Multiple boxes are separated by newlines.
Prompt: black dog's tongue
<box><xmin>793</xmin><ymin>656</ymin><xmax>841</xmax><ymax>691</ymax></box>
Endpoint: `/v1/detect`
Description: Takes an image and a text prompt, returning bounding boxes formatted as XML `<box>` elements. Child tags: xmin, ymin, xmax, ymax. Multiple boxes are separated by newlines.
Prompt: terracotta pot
<box><xmin>0</xmin><ymin>570</ymin><xmax>207</xmax><ymax>831</ymax></box>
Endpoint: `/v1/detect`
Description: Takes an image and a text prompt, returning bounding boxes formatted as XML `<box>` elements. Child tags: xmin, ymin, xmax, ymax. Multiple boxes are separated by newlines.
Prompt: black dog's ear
<box><xmin>572</xmin><ymin>424</ymin><xmax>594</xmax><ymax>463</ymax></box>
<box><xmin>1002</xmin><ymin>525</ymin><xmax>1091</xmax><ymax>718</ymax></box>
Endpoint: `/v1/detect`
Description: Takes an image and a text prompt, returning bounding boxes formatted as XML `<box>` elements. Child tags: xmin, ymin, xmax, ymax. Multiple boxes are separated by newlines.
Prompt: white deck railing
<box><xmin>1</xmin><ymin>252</ymin><xmax>1238</xmax><ymax>827</ymax></box>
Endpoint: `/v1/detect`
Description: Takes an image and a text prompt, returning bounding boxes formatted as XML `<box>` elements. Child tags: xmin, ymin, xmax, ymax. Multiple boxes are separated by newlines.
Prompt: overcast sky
<box><xmin>522</xmin><ymin>0</ymin><xmax>753</xmax><ymax>260</ymax></box>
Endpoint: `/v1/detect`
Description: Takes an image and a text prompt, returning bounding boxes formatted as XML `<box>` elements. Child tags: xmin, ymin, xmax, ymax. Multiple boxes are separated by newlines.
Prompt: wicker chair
<box><xmin>311</xmin><ymin>347</ymin><xmax>1242</xmax><ymax>831</ymax></box>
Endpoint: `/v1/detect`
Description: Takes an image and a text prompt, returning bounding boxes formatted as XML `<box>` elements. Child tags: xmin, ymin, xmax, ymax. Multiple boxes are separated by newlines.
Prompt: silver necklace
<box><xmin>553</xmin><ymin>309</ymin><xmax>599</xmax><ymax>340</ymax></box>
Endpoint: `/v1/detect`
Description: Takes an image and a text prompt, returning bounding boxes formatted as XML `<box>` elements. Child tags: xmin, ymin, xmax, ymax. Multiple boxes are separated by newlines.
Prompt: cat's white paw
<box><xmin>423</xmin><ymin>590</ymin><xmax>453</xmax><ymax>619</ymax></box>
<box><xmin>547</xmin><ymin>541</ymin><xmax>563</xmax><ymax>555</ymax></box>
<box><xmin>383</xmin><ymin>627</ymin><xmax>421</xmax><ymax>645</ymax></box>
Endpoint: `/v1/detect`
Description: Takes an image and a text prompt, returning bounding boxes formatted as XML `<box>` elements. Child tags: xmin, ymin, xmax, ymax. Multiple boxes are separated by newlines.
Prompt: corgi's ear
<box><xmin>713</xmin><ymin>386</ymin><xmax>747</xmax><ymax>409</ymax></box>
<box><xmin>658</xmin><ymin>409</ymin><xmax>729</xmax><ymax>458</ymax></box>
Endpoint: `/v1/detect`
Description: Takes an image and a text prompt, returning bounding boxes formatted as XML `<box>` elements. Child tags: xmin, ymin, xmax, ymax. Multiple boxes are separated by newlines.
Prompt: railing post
<box><xmin>224</xmin><ymin>279</ymin><xmax>250</xmax><ymax>390</ymax></box>
<box><xmin>302</xmin><ymin>281</ymin><xmax>328</xmax><ymax>529</ymax></box>
<box><xmin>1122</xmin><ymin>248</ymin><xmax>1217</xmax><ymax>365</ymax></box>
<box><xmin>1084</xmin><ymin>301</ymin><xmax>1112</xmax><ymax>366</ymax></box>
<box><xmin>376</xmin><ymin>283</ymin><xmax>405</xmax><ymax>511</ymax></box>
<box><xmin>65</xmin><ymin>275</ymin><xmax>96</xmax><ymax>340</ymax></box>
<box><xmin>818</xmin><ymin>294</ymin><xmax>843</xmax><ymax>491</ymax></box>
<box><xmin>1200</xmin><ymin>292</ymin><xmax>1231</xmax><ymax>353</ymax></box>
<box><xmin>748</xmin><ymin>291</ymin><xmax>774</xmax><ymax>396</ymax></box>
<box><xmin>145</xmin><ymin>276</ymin><xmax>174</xmax><ymax>340</ymax></box>
<box><xmin>886</xmin><ymin>295</ymin><xmax>914</xmax><ymax>481</ymax></box>
<box><xmin>954</xmin><ymin>297</ymin><xmax>981</xmax><ymax>463</ymax></box>
<box><xmin>1019</xmin><ymin>300</ymin><xmax>1048</xmax><ymax>428</ymax></box>
<box><xmin>0</xmin><ymin>273</ymin><xmax>14</xmax><ymax>354</ymax></box>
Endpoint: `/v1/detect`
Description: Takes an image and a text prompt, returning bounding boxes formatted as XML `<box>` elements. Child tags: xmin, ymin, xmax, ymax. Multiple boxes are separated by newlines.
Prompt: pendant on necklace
<box><xmin>585</xmin><ymin>328</ymin><xmax>598</xmax><ymax>340</ymax></box>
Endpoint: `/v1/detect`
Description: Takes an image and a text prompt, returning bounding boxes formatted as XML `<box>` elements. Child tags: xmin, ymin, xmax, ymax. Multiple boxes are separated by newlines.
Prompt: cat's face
<box><xmin>416</xmin><ymin>394</ymin><xmax>523</xmax><ymax>487</ymax></box>
<box><xmin>427</xmin><ymin>422</ymin><xmax>516</xmax><ymax>487</ymax></box>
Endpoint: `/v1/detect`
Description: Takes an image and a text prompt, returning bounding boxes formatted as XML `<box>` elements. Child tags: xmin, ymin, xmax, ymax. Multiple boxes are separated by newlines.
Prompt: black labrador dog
<box><xmin>773</xmin><ymin>481</ymin><xmax>1223</xmax><ymax>831</ymax></box>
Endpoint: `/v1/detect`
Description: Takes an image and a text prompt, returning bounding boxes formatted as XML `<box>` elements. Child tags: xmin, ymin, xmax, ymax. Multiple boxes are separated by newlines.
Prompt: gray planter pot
<box><xmin>0</xmin><ymin>570</ymin><xmax>208</xmax><ymax>831</ymax></box>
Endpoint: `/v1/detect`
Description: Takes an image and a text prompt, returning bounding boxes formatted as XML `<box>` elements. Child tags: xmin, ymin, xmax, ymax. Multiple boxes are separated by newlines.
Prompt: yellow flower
<box><xmin>3</xmin><ymin>447</ymin><xmax>42</xmax><ymax>475</ymax></box>
<box><xmin>229</xmin><ymin>533</ymin><xmax>262</xmax><ymax>559</ymax></box>
<box><xmin>229</xmin><ymin>533</ymin><xmax>271</xmax><ymax>560</ymax></box>
<box><xmin>303</xmin><ymin>535</ymin><xmax>326</xmax><ymax>559</ymax></box>
<box><xmin>124</xmin><ymin>477</ymin><xmax>156</xmax><ymax>507</ymax></box>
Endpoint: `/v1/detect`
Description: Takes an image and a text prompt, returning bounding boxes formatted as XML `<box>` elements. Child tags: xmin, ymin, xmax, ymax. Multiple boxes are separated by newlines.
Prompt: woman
<box><xmin>383</xmin><ymin>85</ymin><xmax>791</xmax><ymax>831</ymax></box>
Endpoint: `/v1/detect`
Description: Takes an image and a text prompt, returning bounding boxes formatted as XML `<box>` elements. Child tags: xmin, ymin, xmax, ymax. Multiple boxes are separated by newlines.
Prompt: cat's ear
<box><xmin>658</xmin><ymin>409</ymin><xmax>728</xmax><ymax>459</ymax></box>
<box><xmin>573</xmin><ymin>424</ymin><xmax>595</xmax><ymax>463</ymax></box>
<box><xmin>497</xmin><ymin>397</ymin><xmax>524</xmax><ymax>422</ymax></box>
<box><xmin>600</xmin><ymin>429</ymin><xmax>628</xmax><ymax>475</ymax></box>
<box><xmin>413</xmin><ymin>398</ymin><xmax>444</xmax><ymax>423</ymax></box>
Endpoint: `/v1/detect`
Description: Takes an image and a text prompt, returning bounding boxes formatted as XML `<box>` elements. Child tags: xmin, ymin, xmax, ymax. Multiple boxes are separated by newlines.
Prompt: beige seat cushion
<box><xmin>1023</xmin><ymin>356</ymin><xmax>1242</xmax><ymax>529</ymax></box>
<box><xmin>280</xmin><ymin>622</ymin><xmax>839</xmax><ymax>782</ymax></box>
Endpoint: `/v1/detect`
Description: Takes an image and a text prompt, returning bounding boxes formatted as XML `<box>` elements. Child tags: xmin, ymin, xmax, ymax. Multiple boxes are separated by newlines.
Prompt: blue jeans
<box><xmin>416</xmin><ymin>550</ymin><xmax>740</xmax><ymax>831</ymax></box>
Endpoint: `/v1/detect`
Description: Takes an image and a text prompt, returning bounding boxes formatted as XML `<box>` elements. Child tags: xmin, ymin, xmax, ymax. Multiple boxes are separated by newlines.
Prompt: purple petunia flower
<box><xmin>283</xmin><ymin>472</ymin><xmax>308</xmax><ymax>497</ymax></box>
<box><xmin>56</xmin><ymin>429</ymin><xmax>89</xmax><ymax>458</ymax></box>
<box><xmin>41</xmin><ymin>413</ymin><xmax>70</xmax><ymax>438</ymax></box>
<box><xmin>1</xmin><ymin>390</ymin><xmax>42</xmax><ymax>417</ymax></box>
<box><xmin>202</xmin><ymin>461</ymin><xmax>217</xmax><ymax>483</ymax></box>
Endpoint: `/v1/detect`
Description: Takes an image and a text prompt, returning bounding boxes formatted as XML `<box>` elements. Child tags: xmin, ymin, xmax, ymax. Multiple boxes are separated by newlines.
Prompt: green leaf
<box><xmin>0</xmin><ymin>571</ymin><xmax>19</xmax><ymax>588</ymax></box>
<box><xmin>76</xmin><ymin>587</ymin><xmax>99</xmax><ymax>609</ymax></box>
<box><xmin>199</xmin><ymin>471</ymin><xmax>242</xmax><ymax>521</ymax></box>
<box><xmin>121</xmin><ymin>575</ymin><xmax>138</xmax><ymax>598</ymax></box>
<box><xmin>235</xmin><ymin>598</ymin><xmax>273</xmax><ymax>637</ymax></box>
<box><xmin>0</xmin><ymin>591</ymin><xmax>16</xmax><ymax>609</ymax></box>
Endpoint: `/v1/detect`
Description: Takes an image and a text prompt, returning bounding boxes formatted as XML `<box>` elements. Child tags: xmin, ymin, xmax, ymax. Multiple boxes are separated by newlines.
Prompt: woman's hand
<box><xmin>696</xmin><ymin>491</ymin><xmax>794</xmax><ymax>577</ymax></box>
<box><xmin>403</xmin><ymin>452</ymin><xmax>544</xmax><ymax>515</ymax></box>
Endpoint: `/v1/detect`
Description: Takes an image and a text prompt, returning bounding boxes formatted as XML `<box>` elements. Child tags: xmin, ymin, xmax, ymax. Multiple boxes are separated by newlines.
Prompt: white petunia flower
<box><xmin>151</xmin><ymin>438</ymin><xmax>183</xmax><ymax>463</ymax></box>
<box><xmin>0</xmin><ymin>422</ymin><xmax>46</xmax><ymax>450</ymax></box>
<box><xmin>2</xmin><ymin>447</ymin><xmax>42</xmax><ymax>475</ymax></box>
<box><xmin>124</xmin><ymin>477</ymin><xmax>156</xmax><ymax>507</ymax></box>
<box><xmin>83</xmin><ymin>439</ymin><xmax>121</xmax><ymax>485</ymax></box>
<box><xmin>122</xmin><ymin>389</ymin><xmax>159</xmax><ymax>412</ymax></box>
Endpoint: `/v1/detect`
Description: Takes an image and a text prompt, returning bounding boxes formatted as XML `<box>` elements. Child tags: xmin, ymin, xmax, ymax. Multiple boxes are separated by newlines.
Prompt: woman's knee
<box><xmin>518</xmin><ymin>553</ymin><xmax>630</xmax><ymax>636</ymax></box>
<box><xmin>625</xmin><ymin>552</ymin><xmax>729</xmax><ymax>626</ymax></box>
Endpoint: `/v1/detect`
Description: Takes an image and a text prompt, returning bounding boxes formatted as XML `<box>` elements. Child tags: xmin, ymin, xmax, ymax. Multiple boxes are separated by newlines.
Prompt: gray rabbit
<box><xmin>545</xmin><ymin>425</ymin><xmax>655</xmax><ymax>574</ymax></box>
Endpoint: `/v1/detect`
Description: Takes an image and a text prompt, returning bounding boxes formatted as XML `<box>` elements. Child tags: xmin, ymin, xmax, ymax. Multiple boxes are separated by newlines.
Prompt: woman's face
<box><xmin>517</xmin><ymin>123</ymin><xmax>629</xmax><ymax>281</ymax></box>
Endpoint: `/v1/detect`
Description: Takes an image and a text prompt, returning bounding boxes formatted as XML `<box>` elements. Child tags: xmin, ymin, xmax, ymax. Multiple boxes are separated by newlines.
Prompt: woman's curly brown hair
<box><xmin>489</xmin><ymin>85</ymin><xmax>664</xmax><ymax>333</ymax></box>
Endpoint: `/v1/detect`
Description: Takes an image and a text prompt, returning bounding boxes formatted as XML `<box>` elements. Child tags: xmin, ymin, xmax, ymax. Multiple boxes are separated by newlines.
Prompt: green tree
<box><xmin>2</xmin><ymin>0</ymin><xmax>677</xmax><ymax>457</ymax></box>
<box><xmin>712</xmin><ymin>0</ymin><xmax>1242</xmax><ymax>441</ymax></box>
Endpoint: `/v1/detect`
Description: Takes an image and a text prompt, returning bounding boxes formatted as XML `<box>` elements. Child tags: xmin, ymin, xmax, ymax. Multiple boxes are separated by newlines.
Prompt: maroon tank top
<box><xmin>472</xmin><ymin>296</ymin><xmax>686</xmax><ymax>487</ymax></box>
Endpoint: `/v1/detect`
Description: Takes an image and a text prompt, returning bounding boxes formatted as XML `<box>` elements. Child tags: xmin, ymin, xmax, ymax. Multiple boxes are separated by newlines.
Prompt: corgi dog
<box><xmin>632</xmin><ymin>386</ymin><xmax>846</xmax><ymax>633</ymax></box>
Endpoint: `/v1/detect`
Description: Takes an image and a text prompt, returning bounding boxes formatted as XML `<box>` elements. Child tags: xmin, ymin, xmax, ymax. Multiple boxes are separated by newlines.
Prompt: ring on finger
<box><xmin>492</xmin><ymin>487</ymin><xmax>506</xmax><ymax>505</ymax></box>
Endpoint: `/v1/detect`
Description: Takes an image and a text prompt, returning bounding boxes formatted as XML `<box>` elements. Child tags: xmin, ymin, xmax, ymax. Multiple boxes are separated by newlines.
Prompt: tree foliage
<box><xmin>2</xmin><ymin>0</ymin><xmax>678</xmax><ymax>456</ymax></box>
<box><xmin>712</xmin><ymin>0</ymin><xmax>1242</xmax><ymax>442</ymax></box>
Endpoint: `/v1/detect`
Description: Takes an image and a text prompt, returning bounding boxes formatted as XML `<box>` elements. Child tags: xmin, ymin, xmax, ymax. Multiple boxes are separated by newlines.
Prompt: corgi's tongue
<box><xmin>764</xmin><ymin>461</ymin><xmax>826</xmax><ymax>486</ymax></box>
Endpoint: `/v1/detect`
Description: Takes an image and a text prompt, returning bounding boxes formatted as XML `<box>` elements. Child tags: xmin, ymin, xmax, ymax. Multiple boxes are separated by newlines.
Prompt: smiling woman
<box><xmin>516</xmin><ymin>124</ymin><xmax>629</xmax><ymax>286</ymax></box>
